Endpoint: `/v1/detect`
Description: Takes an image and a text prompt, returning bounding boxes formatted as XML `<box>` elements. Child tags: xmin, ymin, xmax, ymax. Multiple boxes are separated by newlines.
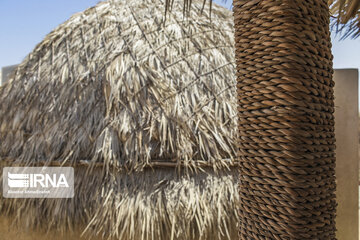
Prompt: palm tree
<box><xmin>233</xmin><ymin>1</ymin><xmax>337</xmax><ymax>239</ymax></box>
<box><xmin>169</xmin><ymin>0</ymin><xmax>360</xmax><ymax>239</ymax></box>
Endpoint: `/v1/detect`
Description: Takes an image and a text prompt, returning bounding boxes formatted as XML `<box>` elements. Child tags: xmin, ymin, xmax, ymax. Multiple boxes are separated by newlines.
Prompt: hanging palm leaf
<box><xmin>168</xmin><ymin>0</ymin><xmax>360</xmax><ymax>38</ymax></box>
<box><xmin>329</xmin><ymin>0</ymin><xmax>360</xmax><ymax>38</ymax></box>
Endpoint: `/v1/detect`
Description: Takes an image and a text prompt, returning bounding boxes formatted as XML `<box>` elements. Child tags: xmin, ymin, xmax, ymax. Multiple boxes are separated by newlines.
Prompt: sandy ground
<box><xmin>1</xmin><ymin>191</ymin><xmax>360</xmax><ymax>239</ymax></box>
<box><xmin>0</xmin><ymin>217</ymin><xmax>91</xmax><ymax>240</ymax></box>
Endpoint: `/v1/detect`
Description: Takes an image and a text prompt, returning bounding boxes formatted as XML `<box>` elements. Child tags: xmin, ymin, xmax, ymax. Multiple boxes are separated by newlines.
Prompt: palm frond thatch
<box><xmin>0</xmin><ymin>0</ymin><xmax>239</xmax><ymax>239</ymax></box>
<box><xmin>0</xmin><ymin>0</ymin><xmax>236</xmax><ymax>172</ymax></box>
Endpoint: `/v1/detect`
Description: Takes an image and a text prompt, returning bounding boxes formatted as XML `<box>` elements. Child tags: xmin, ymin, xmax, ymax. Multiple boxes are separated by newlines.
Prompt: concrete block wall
<box><xmin>334</xmin><ymin>69</ymin><xmax>359</xmax><ymax>240</ymax></box>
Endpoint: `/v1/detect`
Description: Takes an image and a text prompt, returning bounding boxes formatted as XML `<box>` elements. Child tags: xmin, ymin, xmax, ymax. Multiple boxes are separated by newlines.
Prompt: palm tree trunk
<box><xmin>233</xmin><ymin>0</ymin><xmax>337</xmax><ymax>239</ymax></box>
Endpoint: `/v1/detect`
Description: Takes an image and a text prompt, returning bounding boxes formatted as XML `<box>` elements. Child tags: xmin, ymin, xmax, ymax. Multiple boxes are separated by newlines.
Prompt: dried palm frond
<box><xmin>0</xmin><ymin>167</ymin><xmax>240</xmax><ymax>240</ymax></box>
<box><xmin>166</xmin><ymin>0</ymin><xmax>360</xmax><ymax>39</ymax></box>
<box><xmin>329</xmin><ymin>0</ymin><xmax>360</xmax><ymax>38</ymax></box>
<box><xmin>0</xmin><ymin>0</ymin><xmax>236</xmax><ymax>175</ymax></box>
<box><xmin>0</xmin><ymin>0</ymin><xmax>239</xmax><ymax>239</ymax></box>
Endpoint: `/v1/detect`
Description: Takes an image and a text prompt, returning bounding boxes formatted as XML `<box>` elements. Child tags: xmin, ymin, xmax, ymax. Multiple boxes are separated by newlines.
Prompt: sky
<box><xmin>0</xmin><ymin>0</ymin><xmax>359</xmax><ymax>104</ymax></box>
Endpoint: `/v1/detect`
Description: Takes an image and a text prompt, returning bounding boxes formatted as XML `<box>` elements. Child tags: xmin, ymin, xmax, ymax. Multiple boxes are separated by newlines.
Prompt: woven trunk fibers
<box><xmin>233</xmin><ymin>0</ymin><xmax>336</xmax><ymax>239</ymax></box>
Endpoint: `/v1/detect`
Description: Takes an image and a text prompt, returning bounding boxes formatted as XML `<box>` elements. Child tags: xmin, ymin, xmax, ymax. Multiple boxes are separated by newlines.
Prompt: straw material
<box><xmin>0</xmin><ymin>0</ymin><xmax>239</xmax><ymax>239</ymax></box>
<box><xmin>233</xmin><ymin>0</ymin><xmax>337</xmax><ymax>239</ymax></box>
<box><xmin>0</xmin><ymin>167</ymin><xmax>240</xmax><ymax>240</ymax></box>
<box><xmin>0</xmin><ymin>0</ymin><xmax>236</xmax><ymax>171</ymax></box>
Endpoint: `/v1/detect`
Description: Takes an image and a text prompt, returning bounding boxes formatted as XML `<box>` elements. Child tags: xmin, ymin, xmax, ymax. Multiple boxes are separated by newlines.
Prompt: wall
<box><xmin>333</xmin><ymin>69</ymin><xmax>359</xmax><ymax>240</ymax></box>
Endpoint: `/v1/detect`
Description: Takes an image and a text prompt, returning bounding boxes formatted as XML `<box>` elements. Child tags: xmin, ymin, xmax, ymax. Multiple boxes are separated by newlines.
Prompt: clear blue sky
<box><xmin>0</xmin><ymin>0</ymin><xmax>359</xmax><ymax>103</ymax></box>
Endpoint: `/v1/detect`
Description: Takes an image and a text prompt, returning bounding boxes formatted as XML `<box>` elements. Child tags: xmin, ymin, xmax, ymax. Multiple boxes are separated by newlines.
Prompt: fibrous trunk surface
<box><xmin>233</xmin><ymin>0</ymin><xmax>337</xmax><ymax>239</ymax></box>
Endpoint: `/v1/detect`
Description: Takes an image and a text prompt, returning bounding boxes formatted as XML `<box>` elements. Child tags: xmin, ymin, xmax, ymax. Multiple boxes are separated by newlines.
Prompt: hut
<box><xmin>0</xmin><ymin>0</ymin><xmax>239</xmax><ymax>239</ymax></box>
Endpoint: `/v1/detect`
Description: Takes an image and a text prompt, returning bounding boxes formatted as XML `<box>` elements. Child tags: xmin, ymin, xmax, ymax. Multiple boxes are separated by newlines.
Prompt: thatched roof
<box><xmin>0</xmin><ymin>0</ymin><xmax>236</xmax><ymax>171</ymax></box>
<box><xmin>0</xmin><ymin>0</ymin><xmax>238</xmax><ymax>239</ymax></box>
